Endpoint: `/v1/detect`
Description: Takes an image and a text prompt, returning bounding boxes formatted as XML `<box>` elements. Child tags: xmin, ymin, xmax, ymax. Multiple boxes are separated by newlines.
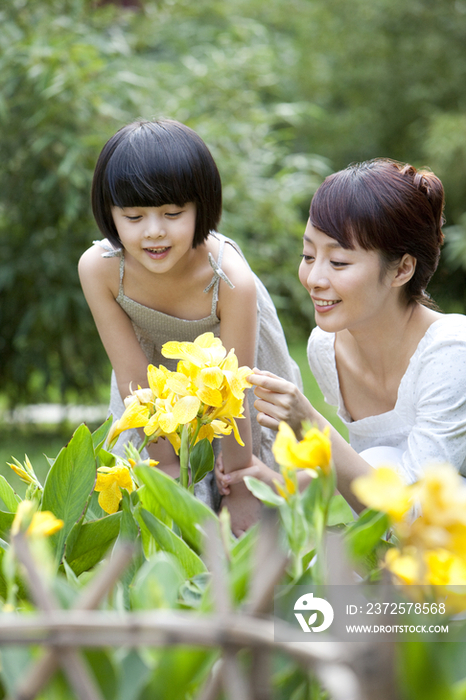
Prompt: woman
<box><xmin>217</xmin><ymin>158</ymin><xmax>466</xmax><ymax>512</ymax></box>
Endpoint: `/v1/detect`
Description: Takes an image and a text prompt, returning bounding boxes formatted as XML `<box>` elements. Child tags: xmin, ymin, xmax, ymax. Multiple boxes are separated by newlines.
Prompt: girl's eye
<box><xmin>124</xmin><ymin>215</ymin><xmax>142</xmax><ymax>221</ymax></box>
<box><xmin>331</xmin><ymin>261</ymin><xmax>349</xmax><ymax>268</ymax></box>
<box><xmin>300</xmin><ymin>254</ymin><xmax>314</xmax><ymax>263</ymax></box>
<box><xmin>165</xmin><ymin>211</ymin><xmax>182</xmax><ymax>218</ymax></box>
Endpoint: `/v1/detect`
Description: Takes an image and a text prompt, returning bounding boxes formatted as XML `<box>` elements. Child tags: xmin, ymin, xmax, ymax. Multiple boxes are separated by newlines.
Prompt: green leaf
<box><xmin>0</xmin><ymin>512</ymin><xmax>15</xmax><ymax>540</ymax></box>
<box><xmin>96</xmin><ymin>448</ymin><xmax>116</xmax><ymax>468</ymax></box>
<box><xmin>42</xmin><ymin>425</ymin><xmax>97</xmax><ymax>562</ymax></box>
<box><xmin>244</xmin><ymin>476</ymin><xmax>284</xmax><ymax>507</ymax></box>
<box><xmin>344</xmin><ymin>509</ymin><xmax>389</xmax><ymax>560</ymax></box>
<box><xmin>92</xmin><ymin>417</ymin><xmax>113</xmax><ymax>454</ymax></box>
<box><xmin>134</xmin><ymin>466</ymin><xmax>217</xmax><ymax>553</ymax></box>
<box><xmin>300</xmin><ymin>477</ymin><xmax>321</xmax><ymax>518</ymax></box>
<box><xmin>117</xmin><ymin>490</ymin><xmax>139</xmax><ymax>543</ymax></box>
<box><xmin>141</xmin><ymin>648</ymin><xmax>218</xmax><ymax>700</ymax></box>
<box><xmin>65</xmin><ymin>513</ymin><xmax>122</xmax><ymax>576</ymax></box>
<box><xmin>190</xmin><ymin>439</ymin><xmax>214</xmax><ymax>485</ymax></box>
<box><xmin>138</xmin><ymin>484</ymin><xmax>171</xmax><ymax>526</ymax></box>
<box><xmin>327</xmin><ymin>494</ymin><xmax>355</xmax><ymax>526</ymax></box>
<box><xmin>0</xmin><ymin>477</ymin><xmax>21</xmax><ymax>513</ymax></box>
<box><xmin>131</xmin><ymin>552</ymin><xmax>185</xmax><ymax>610</ymax></box>
<box><xmin>115</xmin><ymin>649</ymin><xmax>152</xmax><ymax>700</ymax></box>
<box><xmin>138</xmin><ymin>508</ymin><xmax>207</xmax><ymax>579</ymax></box>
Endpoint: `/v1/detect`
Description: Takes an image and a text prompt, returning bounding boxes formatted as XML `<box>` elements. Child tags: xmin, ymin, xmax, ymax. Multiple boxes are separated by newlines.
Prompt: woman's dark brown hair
<box><xmin>309</xmin><ymin>158</ymin><xmax>445</xmax><ymax>307</ymax></box>
<box><xmin>91</xmin><ymin>119</ymin><xmax>222</xmax><ymax>248</ymax></box>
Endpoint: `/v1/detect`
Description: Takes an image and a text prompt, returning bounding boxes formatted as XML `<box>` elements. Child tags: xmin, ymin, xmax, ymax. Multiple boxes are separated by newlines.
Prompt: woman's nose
<box><xmin>305</xmin><ymin>261</ymin><xmax>329</xmax><ymax>290</ymax></box>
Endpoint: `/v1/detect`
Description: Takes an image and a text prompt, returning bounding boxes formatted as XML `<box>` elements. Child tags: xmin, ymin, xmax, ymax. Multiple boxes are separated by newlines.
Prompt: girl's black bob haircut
<box><xmin>91</xmin><ymin>119</ymin><xmax>222</xmax><ymax>248</ymax></box>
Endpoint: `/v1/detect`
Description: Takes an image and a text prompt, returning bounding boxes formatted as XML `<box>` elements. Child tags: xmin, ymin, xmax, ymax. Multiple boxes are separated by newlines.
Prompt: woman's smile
<box><xmin>312</xmin><ymin>298</ymin><xmax>342</xmax><ymax>311</ymax></box>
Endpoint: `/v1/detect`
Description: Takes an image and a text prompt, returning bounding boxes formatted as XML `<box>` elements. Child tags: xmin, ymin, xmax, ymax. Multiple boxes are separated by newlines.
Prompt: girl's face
<box><xmin>299</xmin><ymin>221</ymin><xmax>396</xmax><ymax>335</ymax></box>
<box><xmin>111</xmin><ymin>202</ymin><xmax>197</xmax><ymax>273</ymax></box>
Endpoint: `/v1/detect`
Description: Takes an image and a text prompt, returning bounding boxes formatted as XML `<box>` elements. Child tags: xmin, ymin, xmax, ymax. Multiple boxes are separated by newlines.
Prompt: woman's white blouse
<box><xmin>307</xmin><ymin>314</ymin><xmax>466</xmax><ymax>483</ymax></box>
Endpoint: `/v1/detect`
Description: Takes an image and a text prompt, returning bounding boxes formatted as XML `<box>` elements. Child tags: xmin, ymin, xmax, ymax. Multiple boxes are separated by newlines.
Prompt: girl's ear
<box><xmin>391</xmin><ymin>254</ymin><xmax>417</xmax><ymax>288</ymax></box>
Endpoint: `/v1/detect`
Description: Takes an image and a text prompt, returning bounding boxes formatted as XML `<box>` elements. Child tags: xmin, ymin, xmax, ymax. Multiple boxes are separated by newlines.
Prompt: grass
<box><xmin>0</xmin><ymin>340</ymin><xmax>348</xmax><ymax>494</ymax></box>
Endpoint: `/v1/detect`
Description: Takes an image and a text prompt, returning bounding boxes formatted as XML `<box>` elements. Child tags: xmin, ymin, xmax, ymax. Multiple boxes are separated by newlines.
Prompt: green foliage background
<box><xmin>1</xmin><ymin>0</ymin><xmax>466</xmax><ymax>405</ymax></box>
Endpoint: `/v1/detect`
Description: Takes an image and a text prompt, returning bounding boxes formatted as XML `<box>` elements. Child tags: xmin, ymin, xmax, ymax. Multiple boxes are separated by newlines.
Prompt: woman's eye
<box><xmin>331</xmin><ymin>260</ymin><xmax>348</xmax><ymax>267</ymax></box>
<box><xmin>300</xmin><ymin>254</ymin><xmax>314</xmax><ymax>263</ymax></box>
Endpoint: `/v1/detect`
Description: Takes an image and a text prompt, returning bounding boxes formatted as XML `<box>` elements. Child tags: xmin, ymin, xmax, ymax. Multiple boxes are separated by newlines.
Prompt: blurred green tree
<box><xmin>0</xmin><ymin>0</ymin><xmax>327</xmax><ymax>405</ymax></box>
<box><xmin>2</xmin><ymin>0</ymin><xmax>466</xmax><ymax>406</ymax></box>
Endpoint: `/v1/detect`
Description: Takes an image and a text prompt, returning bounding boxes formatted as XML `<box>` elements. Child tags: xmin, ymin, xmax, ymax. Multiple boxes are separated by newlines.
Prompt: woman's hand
<box><xmin>248</xmin><ymin>368</ymin><xmax>315</xmax><ymax>436</ymax></box>
<box><xmin>215</xmin><ymin>452</ymin><xmax>278</xmax><ymax>496</ymax></box>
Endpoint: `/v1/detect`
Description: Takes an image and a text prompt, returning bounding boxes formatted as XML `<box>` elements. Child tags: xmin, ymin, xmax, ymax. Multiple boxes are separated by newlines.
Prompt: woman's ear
<box><xmin>391</xmin><ymin>254</ymin><xmax>417</xmax><ymax>288</ymax></box>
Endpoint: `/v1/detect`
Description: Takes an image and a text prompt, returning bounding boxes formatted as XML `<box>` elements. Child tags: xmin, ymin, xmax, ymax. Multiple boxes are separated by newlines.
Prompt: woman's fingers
<box><xmin>249</xmin><ymin>369</ymin><xmax>313</xmax><ymax>434</ymax></box>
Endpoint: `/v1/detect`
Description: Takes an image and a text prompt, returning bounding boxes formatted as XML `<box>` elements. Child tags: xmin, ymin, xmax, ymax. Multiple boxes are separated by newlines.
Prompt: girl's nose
<box><xmin>145</xmin><ymin>214</ymin><xmax>165</xmax><ymax>238</ymax></box>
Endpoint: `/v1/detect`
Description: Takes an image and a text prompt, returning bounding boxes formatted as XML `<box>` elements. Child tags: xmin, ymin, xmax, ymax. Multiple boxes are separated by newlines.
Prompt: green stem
<box><xmin>179</xmin><ymin>426</ymin><xmax>190</xmax><ymax>489</ymax></box>
<box><xmin>138</xmin><ymin>435</ymin><xmax>150</xmax><ymax>454</ymax></box>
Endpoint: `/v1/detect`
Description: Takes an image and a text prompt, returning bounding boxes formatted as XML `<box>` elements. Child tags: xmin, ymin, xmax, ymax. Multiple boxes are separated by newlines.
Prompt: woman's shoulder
<box><xmin>422</xmin><ymin>313</ymin><xmax>466</xmax><ymax>348</ymax></box>
<box><xmin>408</xmin><ymin>313</ymin><xmax>466</xmax><ymax>389</ymax></box>
<box><xmin>308</xmin><ymin>325</ymin><xmax>335</xmax><ymax>353</ymax></box>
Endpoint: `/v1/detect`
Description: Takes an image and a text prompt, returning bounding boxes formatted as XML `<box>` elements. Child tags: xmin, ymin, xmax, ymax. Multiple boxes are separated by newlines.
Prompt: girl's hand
<box><xmin>248</xmin><ymin>368</ymin><xmax>314</xmax><ymax>436</ymax></box>
<box><xmin>215</xmin><ymin>452</ymin><xmax>279</xmax><ymax>496</ymax></box>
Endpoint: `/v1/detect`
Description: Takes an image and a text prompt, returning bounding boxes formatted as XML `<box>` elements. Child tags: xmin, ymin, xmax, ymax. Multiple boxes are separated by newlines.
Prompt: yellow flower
<box><xmin>351</xmin><ymin>466</ymin><xmax>413</xmax><ymax>522</ymax></box>
<box><xmin>272</xmin><ymin>422</ymin><xmax>332</xmax><ymax>473</ymax></box>
<box><xmin>11</xmin><ymin>501</ymin><xmax>63</xmax><ymax>538</ymax></box>
<box><xmin>196</xmin><ymin>419</ymin><xmax>233</xmax><ymax>444</ymax></box>
<box><xmin>107</xmin><ymin>397</ymin><xmax>151</xmax><ymax>447</ymax></box>
<box><xmin>273</xmin><ymin>465</ymin><xmax>297</xmax><ymax>502</ymax></box>
<box><xmin>162</xmin><ymin>332</ymin><xmax>227</xmax><ymax>367</ymax></box>
<box><xmin>8</xmin><ymin>455</ymin><xmax>38</xmax><ymax>486</ymax></box>
<box><xmin>424</xmin><ymin>548</ymin><xmax>466</xmax><ymax>586</ymax></box>
<box><xmin>27</xmin><ymin>512</ymin><xmax>64</xmax><ymax>538</ymax></box>
<box><xmin>384</xmin><ymin>546</ymin><xmax>421</xmax><ymax>585</ymax></box>
<box><xmin>95</xmin><ymin>465</ymin><xmax>134</xmax><ymax>514</ymax></box>
<box><xmin>415</xmin><ymin>463</ymin><xmax>466</xmax><ymax>528</ymax></box>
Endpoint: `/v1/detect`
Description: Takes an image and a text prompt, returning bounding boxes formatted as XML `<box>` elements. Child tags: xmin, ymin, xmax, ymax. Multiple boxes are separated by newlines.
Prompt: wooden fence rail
<box><xmin>0</xmin><ymin>511</ymin><xmax>399</xmax><ymax>700</ymax></box>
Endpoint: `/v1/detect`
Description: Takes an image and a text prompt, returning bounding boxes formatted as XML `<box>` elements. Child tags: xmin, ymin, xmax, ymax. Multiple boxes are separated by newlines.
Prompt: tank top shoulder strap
<box><xmin>92</xmin><ymin>240</ymin><xmax>125</xmax><ymax>295</ymax></box>
<box><xmin>203</xmin><ymin>235</ymin><xmax>235</xmax><ymax>315</ymax></box>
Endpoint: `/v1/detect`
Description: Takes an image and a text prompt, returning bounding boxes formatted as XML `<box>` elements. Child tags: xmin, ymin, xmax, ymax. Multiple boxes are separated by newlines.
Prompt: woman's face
<box><xmin>299</xmin><ymin>221</ymin><xmax>396</xmax><ymax>334</ymax></box>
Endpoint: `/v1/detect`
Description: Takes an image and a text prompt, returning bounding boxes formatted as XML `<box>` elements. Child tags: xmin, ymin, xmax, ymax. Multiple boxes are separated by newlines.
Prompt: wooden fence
<box><xmin>0</xmin><ymin>512</ymin><xmax>399</xmax><ymax>700</ymax></box>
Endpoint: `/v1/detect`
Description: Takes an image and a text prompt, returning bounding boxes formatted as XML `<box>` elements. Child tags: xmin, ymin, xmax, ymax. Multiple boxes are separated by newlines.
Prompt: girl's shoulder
<box><xmin>78</xmin><ymin>240</ymin><xmax>121</xmax><ymax>295</ymax></box>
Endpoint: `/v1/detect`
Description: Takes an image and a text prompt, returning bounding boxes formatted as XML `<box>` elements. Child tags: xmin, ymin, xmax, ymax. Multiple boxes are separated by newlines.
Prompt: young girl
<box><xmin>78</xmin><ymin>118</ymin><xmax>301</xmax><ymax>534</ymax></box>
<box><xmin>216</xmin><ymin>159</ymin><xmax>466</xmax><ymax>512</ymax></box>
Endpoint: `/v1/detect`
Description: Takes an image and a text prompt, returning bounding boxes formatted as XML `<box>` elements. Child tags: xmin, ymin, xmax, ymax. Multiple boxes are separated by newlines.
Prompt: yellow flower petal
<box><xmin>173</xmin><ymin>395</ymin><xmax>201</xmax><ymax>424</ymax></box>
<box><xmin>98</xmin><ymin>481</ymin><xmax>122</xmax><ymax>515</ymax></box>
<box><xmin>385</xmin><ymin>547</ymin><xmax>420</xmax><ymax>585</ymax></box>
<box><xmin>27</xmin><ymin>511</ymin><xmax>64</xmax><ymax>538</ymax></box>
<box><xmin>158</xmin><ymin>411</ymin><xmax>179</xmax><ymax>434</ymax></box>
<box><xmin>351</xmin><ymin>467</ymin><xmax>413</xmax><ymax>521</ymax></box>
<box><xmin>95</xmin><ymin>466</ymin><xmax>134</xmax><ymax>515</ymax></box>
<box><xmin>166</xmin><ymin>372</ymin><xmax>191</xmax><ymax>395</ymax></box>
<box><xmin>196</xmin><ymin>386</ymin><xmax>223</xmax><ymax>407</ymax></box>
<box><xmin>161</xmin><ymin>340</ymin><xmax>209</xmax><ymax>367</ymax></box>
<box><xmin>273</xmin><ymin>478</ymin><xmax>289</xmax><ymax>501</ymax></box>
<box><xmin>200</xmin><ymin>366</ymin><xmax>224</xmax><ymax>390</ymax></box>
<box><xmin>147</xmin><ymin>365</ymin><xmax>170</xmax><ymax>397</ymax></box>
